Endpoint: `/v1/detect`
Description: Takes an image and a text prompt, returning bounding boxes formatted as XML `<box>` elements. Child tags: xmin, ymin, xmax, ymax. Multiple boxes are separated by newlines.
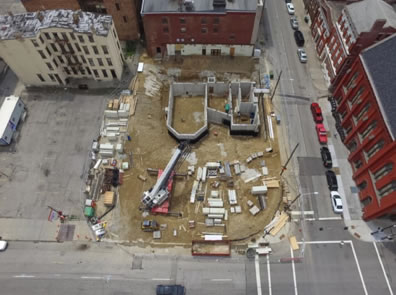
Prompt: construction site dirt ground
<box><xmin>105</xmin><ymin>55</ymin><xmax>283</xmax><ymax>248</ymax></box>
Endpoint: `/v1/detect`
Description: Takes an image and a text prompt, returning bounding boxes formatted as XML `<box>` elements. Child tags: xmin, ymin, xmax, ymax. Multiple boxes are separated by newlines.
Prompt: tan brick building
<box><xmin>21</xmin><ymin>0</ymin><xmax>140</xmax><ymax>41</ymax></box>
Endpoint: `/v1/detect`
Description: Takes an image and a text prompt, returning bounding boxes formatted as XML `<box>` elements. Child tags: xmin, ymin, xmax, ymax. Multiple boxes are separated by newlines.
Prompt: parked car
<box><xmin>156</xmin><ymin>285</ymin><xmax>186</xmax><ymax>295</ymax></box>
<box><xmin>316</xmin><ymin>123</ymin><xmax>328</xmax><ymax>144</ymax></box>
<box><xmin>286</xmin><ymin>3</ymin><xmax>295</xmax><ymax>15</ymax></box>
<box><xmin>290</xmin><ymin>16</ymin><xmax>299</xmax><ymax>30</ymax></box>
<box><xmin>297</xmin><ymin>48</ymin><xmax>307</xmax><ymax>63</ymax></box>
<box><xmin>310</xmin><ymin>102</ymin><xmax>323</xmax><ymax>123</ymax></box>
<box><xmin>0</xmin><ymin>239</ymin><xmax>8</xmax><ymax>251</ymax></box>
<box><xmin>330</xmin><ymin>191</ymin><xmax>343</xmax><ymax>213</ymax></box>
<box><xmin>326</xmin><ymin>170</ymin><xmax>338</xmax><ymax>191</ymax></box>
<box><xmin>294</xmin><ymin>30</ymin><xmax>305</xmax><ymax>47</ymax></box>
<box><xmin>285</xmin><ymin>0</ymin><xmax>292</xmax><ymax>3</ymax></box>
<box><xmin>320</xmin><ymin>147</ymin><xmax>332</xmax><ymax>168</ymax></box>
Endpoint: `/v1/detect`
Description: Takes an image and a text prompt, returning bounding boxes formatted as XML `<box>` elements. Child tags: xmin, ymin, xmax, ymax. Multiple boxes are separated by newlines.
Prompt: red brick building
<box><xmin>140</xmin><ymin>0</ymin><xmax>263</xmax><ymax>57</ymax></box>
<box><xmin>332</xmin><ymin>34</ymin><xmax>396</xmax><ymax>220</ymax></box>
<box><xmin>304</xmin><ymin>0</ymin><xmax>396</xmax><ymax>88</ymax></box>
<box><xmin>21</xmin><ymin>0</ymin><xmax>140</xmax><ymax>40</ymax></box>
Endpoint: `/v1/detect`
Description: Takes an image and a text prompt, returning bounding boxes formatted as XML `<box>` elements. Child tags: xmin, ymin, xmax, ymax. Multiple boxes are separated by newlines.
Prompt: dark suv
<box><xmin>320</xmin><ymin>147</ymin><xmax>332</xmax><ymax>168</ymax></box>
<box><xmin>156</xmin><ymin>285</ymin><xmax>186</xmax><ymax>295</ymax></box>
<box><xmin>326</xmin><ymin>170</ymin><xmax>338</xmax><ymax>191</ymax></box>
<box><xmin>294</xmin><ymin>30</ymin><xmax>305</xmax><ymax>47</ymax></box>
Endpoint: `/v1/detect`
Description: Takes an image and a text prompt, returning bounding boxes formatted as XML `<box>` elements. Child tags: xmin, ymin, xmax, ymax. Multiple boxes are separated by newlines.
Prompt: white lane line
<box><xmin>13</xmin><ymin>275</ymin><xmax>35</xmax><ymax>278</ymax></box>
<box><xmin>373</xmin><ymin>242</ymin><xmax>394</xmax><ymax>295</ymax></box>
<box><xmin>255</xmin><ymin>254</ymin><xmax>262</xmax><ymax>295</ymax></box>
<box><xmin>152</xmin><ymin>278</ymin><xmax>171</xmax><ymax>281</ymax></box>
<box><xmin>290</xmin><ymin>247</ymin><xmax>298</xmax><ymax>295</ymax></box>
<box><xmin>81</xmin><ymin>276</ymin><xmax>104</xmax><ymax>280</ymax></box>
<box><xmin>211</xmin><ymin>279</ymin><xmax>232</xmax><ymax>282</ymax></box>
<box><xmin>297</xmin><ymin>240</ymin><xmax>349</xmax><ymax>245</ymax></box>
<box><xmin>267</xmin><ymin>255</ymin><xmax>272</xmax><ymax>295</ymax></box>
<box><xmin>317</xmin><ymin>217</ymin><xmax>342</xmax><ymax>221</ymax></box>
<box><xmin>348</xmin><ymin>241</ymin><xmax>368</xmax><ymax>295</ymax></box>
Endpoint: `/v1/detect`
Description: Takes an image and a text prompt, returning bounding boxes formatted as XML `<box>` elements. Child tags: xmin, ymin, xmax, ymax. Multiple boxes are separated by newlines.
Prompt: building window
<box><xmin>88</xmin><ymin>58</ymin><xmax>95</xmax><ymax>66</ymax></box>
<box><xmin>365</xmin><ymin>139</ymin><xmax>384</xmax><ymax>160</ymax></box>
<box><xmin>180</xmin><ymin>27</ymin><xmax>186</xmax><ymax>33</ymax></box>
<box><xmin>86</xmin><ymin>67</ymin><xmax>92</xmax><ymax>75</ymax></box>
<box><xmin>201</xmin><ymin>27</ymin><xmax>207</xmax><ymax>34</ymax></box>
<box><xmin>44</xmin><ymin>32</ymin><xmax>50</xmax><ymax>40</ymax></box>
<box><xmin>361</xmin><ymin>196</ymin><xmax>372</xmax><ymax>207</ymax></box>
<box><xmin>102</xmin><ymin>69</ymin><xmax>108</xmax><ymax>77</ymax></box>
<box><xmin>354</xmin><ymin>159</ymin><xmax>363</xmax><ymax>170</ymax></box>
<box><xmin>379</xmin><ymin>180</ymin><xmax>396</xmax><ymax>198</ymax></box>
<box><xmin>115</xmin><ymin>3</ymin><xmax>120</xmax><ymax>10</ymax></box>
<box><xmin>97</xmin><ymin>58</ymin><xmax>104</xmax><ymax>66</ymax></box>
<box><xmin>75</xmin><ymin>43</ymin><xmax>81</xmax><ymax>52</ymax></box>
<box><xmin>350</xmin><ymin>86</ymin><xmax>364</xmax><ymax>106</ymax></box>
<box><xmin>343</xmin><ymin>71</ymin><xmax>359</xmax><ymax>94</ymax></box>
<box><xmin>111</xmin><ymin>69</ymin><xmax>117</xmax><ymax>78</ymax></box>
<box><xmin>88</xmin><ymin>35</ymin><xmax>94</xmax><ymax>43</ymax></box>
<box><xmin>46</xmin><ymin>47</ymin><xmax>51</xmax><ymax>56</ymax></box>
<box><xmin>357</xmin><ymin>181</ymin><xmax>367</xmax><ymax>191</ymax></box>
<box><xmin>38</xmin><ymin>50</ymin><xmax>46</xmax><ymax>59</ymax></box>
<box><xmin>36</xmin><ymin>73</ymin><xmax>45</xmax><ymax>82</ymax></box>
<box><xmin>213</xmin><ymin>26</ymin><xmax>219</xmax><ymax>33</ymax></box>
<box><xmin>78</xmin><ymin>35</ymin><xmax>84</xmax><ymax>43</ymax></box>
<box><xmin>46</xmin><ymin>62</ymin><xmax>54</xmax><ymax>71</ymax></box>
<box><xmin>93</xmin><ymin>69</ymin><xmax>99</xmax><ymax>78</ymax></box>
<box><xmin>360</xmin><ymin>121</ymin><xmax>377</xmax><ymax>140</ymax></box>
<box><xmin>53</xmin><ymin>59</ymin><xmax>58</xmax><ymax>67</ymax></box>
<box><xmin>81</xmin><ymin>55</ymin><xmax>87</xmax><ymax>63</ymax></box>
<box><xmin>356</xmin><ymin>103</ymin><xmax>370</xmax><ymax>122</ymax></box>
<box><xmin>179</xmin><ymin>18</ymin><xmax>186</xmax><ymax>24</ymax></box>
<box><xmin>373</xmin><ymin>163</ymin><xmax>393</xmax><ymax>181</ymax></box>
<box><xmin>61</xmin><ymin>32</ymin><xmax>68</xmax><ymax>41</ymax></box>
<box><xmin>48</xmin><ymin>74</ymin><xmax>56</xmax><ymax>82</ymax></box>
<box><xmin>67</xmin><ymin>43</ymin><xmax>74</xmax><ymax>53</ymax></box>
<box><xmin>162</xmin><ymin>17</ymin><xmax>168</xmax><ymax>24</ymax></box>
<box><xmin>113</xmin><ymin>29</ymin><xmax>117</xmax><ymax>39</ymax></box>
<box><xmin>163</xmin><ymin>27</ymin><xmax>169</xmax><ymax>33</ymax></box>
<box><xmin>58</xmin><ymin>56</ymin><xmax>64</xmax><ymax>64</ymax></box>
<box><xmin>53</xmin><ymin>32</ymin><xmax>59</xmax><ymax>40</ymax></box>
<box><xmin>70</xmin><ymin>32</ymin><xmax>76</xmax><ymax>40</ymax></box>
<box><xmin>229</xmin><ymin>34</ymin><xmax>235</xmax><ymax>40</ymax></box>
<box><xmin>50</xmin><ymin>43</ymin><xmax>58</xmax><ymax>52</ymax></box>
<box><xmin>83</xmin><ymin>46</ymin><xmax>89</xmax><ymax>55</ymax></box>
<box><xmin>64</xmin><ymin>67</ymin><xmax>70</xmax><ymax>75</ymax></box>
<box><xmin>92</xmin><ymin>46</ymin><xmax>99</xmax><ymax>54</ymax></box>
<box><xmin>31</xmin><ymin>40</ymin><xmax>39</xmax><ymax>47</ymax></box>
<box><xmin>201</xmin><ymin>17</ymin><xmax>207</xmax><ymax>24</ymax></box>
<box><xmin>123</xmin><ymin>16</ymin><xmax>128</xmax><ymax>23</ymax></box>
<box><xmin>347</xmin><ymin>139</ymin><xmax>357</xmax><ymax>152</ymax></box>
<box><xmin>71</xmin><ymin>67</ymin><xmax>78</xmax><ymax>75</ymax></box>
<box><xmin>105</xmin><ymin>58</ymin><xmax>112</xmax><ymax>66</ymax></box>
<box><xmin>101</xmin><ymin>45</ymin><xmax>108</xmax><ymax>54</ymax></box>
<box><xmin>214</xmin><ymin>17</ymin><xmax>220</xmax><ymax>24</ymax></box>
<box><xmin>80</xmin><ymin>68</ymin><xmax>85</xmax><ymax>75</ymax></box>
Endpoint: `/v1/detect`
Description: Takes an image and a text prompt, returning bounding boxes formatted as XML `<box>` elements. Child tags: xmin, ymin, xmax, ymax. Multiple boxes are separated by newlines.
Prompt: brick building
<box><xmin>304</xmin><ymin>0</ymin><xmax>396</xmax><ymax>88</ymax></box>
<box><xmin>21</xmin><ymin>0</ymin><xmax>140</xmax><ymax>40</ymax></box>
<box><xmin>332</xmin><ymin>34</ymin><xmax>396</xmax><ymax>220</ymax></box>
<box><xmin>140</xmin><ymin>0</ymin><xmax>263</xmax><ymax>57</ymax></box>
<box><xmin>0</xmin><ymin>10</ymin><xmax>124</xmax><ymax>86</ymax></box>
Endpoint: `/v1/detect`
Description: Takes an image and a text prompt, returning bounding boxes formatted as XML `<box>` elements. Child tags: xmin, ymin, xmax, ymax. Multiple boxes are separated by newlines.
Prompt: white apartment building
<box><xmin>0</xmin><ymin>10</ymin><xmax>124</xmax><ymax>86</ymax></box>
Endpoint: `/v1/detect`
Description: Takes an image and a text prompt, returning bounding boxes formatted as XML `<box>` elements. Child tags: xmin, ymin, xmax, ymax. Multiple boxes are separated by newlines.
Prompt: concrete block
<box><xmin>249</xmin><ymin>206</ymin><xmax>260</xmax><ymax>216</ymax></box>
<box><xmin>251</xmin><ymin>185</ymin><xmax>268</xmax><ymax>195</ymax></box>
<box><xmin>235</xmin><ymin>206</ymin><xmax>242</xmax><ymax>213</ymax></box>
<box><xmin>262</xmin><ymin>167</ymin><xmax>269</xmax><ymax>176</ymax></box>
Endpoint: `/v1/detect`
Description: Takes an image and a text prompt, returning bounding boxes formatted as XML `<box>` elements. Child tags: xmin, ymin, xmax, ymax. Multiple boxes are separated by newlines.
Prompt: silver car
<box><xmin>297</xmin><ymin>48</ymin><xmax>307</xmax><ymax>63</ymax></box>
<box><xmin>290</xmin><ymin>16</ymin><xmax>299</xmax><ymax>30</ymax></box>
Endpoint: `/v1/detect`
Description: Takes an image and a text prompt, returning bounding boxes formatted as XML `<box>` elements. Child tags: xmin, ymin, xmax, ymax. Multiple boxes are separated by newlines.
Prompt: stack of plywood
<box><xmin>264</xmin><ymin>179</ymin><xmax>280</xmax><ymax>188</ymax></box>
<box><xmin>269</xmin><ymin>212</ymin><xmax>289</xmax><ymax>236</ymax></box>
<box><xmin>103</xmin><ymin>191</ymin><xmax>115</xmax><ymax>207</ymax></box>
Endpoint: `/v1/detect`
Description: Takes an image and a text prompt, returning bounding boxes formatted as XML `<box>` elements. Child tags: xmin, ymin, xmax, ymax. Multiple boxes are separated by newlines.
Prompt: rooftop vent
<box><xmin>184</xmin><ymin>0</ymin><xmax>194</xmax><ymax>11</ymax></box>
<box><xmin>213</xmin><ymin>0</ymin><xmax>226</xmax><ymax>8</ymax></box>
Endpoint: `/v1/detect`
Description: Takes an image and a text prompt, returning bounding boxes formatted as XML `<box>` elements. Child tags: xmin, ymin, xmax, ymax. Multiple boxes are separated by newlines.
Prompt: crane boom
<box><xmin>141</xmin><ymin>143</ymin><xmax>187</xmax><ymax>208</ymax></box>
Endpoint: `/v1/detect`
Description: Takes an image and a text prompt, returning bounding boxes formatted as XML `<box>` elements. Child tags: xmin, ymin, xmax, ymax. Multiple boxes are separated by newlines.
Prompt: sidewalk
<box><xmin>0</xmin><ymin>218</ymin><xmax>93</xmax><ymax>242</ymax></box>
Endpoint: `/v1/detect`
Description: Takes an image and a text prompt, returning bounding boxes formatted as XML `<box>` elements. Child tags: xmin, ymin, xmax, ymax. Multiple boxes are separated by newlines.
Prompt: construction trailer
<box><xmin>0</xmin><ymin>95</ymin><xmax>25</xmax><ymax>145</ymax></box>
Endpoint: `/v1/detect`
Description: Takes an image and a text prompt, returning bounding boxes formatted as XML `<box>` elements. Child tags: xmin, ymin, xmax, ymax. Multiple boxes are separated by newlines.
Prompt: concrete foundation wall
<box><xmin>208</xmin><ymin>82</ymin><xmax>229</xmax><ymax>96</ymax></box>
<box><xmin>240</xmin><ymin>102</ymin><xmax>256</xmax><ymax>115</ymax></box>
<box><xmin>207</xmin><ymin>107</ymin><xmax>231</xmax><ymax>125</ymax></box>
<box><xmin>172</xmin><ymin>83</ymin><xmax>206</xmax><ymax>97</ymax></box>
<box><xmin>166</xmin><ymin>44</ymin><xmax>254</xmax><ymax>56</ymax></box>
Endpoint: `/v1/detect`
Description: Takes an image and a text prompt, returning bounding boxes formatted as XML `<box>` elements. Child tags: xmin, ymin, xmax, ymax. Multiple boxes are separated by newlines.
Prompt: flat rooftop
<box><xmin>0</xmin><ymin>10</ymin><xmax>112</xmax><ymax>41</ymax></box>
<box><xmin>142</xmin><ymin>0</ymin><xmax>258</xmax><ymax>14</ymax></box>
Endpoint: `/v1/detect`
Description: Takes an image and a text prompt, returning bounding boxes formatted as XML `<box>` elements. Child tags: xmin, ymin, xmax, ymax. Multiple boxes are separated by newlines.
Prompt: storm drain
<box><xmin>57</xmin><ymin>224</ymin><xmax>75</xmax><ymax>241</ymax></box>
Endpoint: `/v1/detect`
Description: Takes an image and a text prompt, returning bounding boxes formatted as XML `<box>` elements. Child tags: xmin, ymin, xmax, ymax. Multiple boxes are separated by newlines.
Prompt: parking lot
<box><xmin>0</xmin><ymin>88</ymin><xmax>107</xmax><ymax>219</ymax></box>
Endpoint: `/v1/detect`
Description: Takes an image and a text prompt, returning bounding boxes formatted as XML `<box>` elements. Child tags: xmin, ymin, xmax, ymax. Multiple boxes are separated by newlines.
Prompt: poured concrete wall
<box><xmin>172</xmin><ymin>83</ymin><xmax>206</xmax><ymax>97</ymax></box>
<box><xmin>207</xmin><ymin>107</ymin><xmax>231</xmax><ymax>125</ymax></box>
<box><xmin>166</xmin><ymin>44</ymin><xmax>254</xmax><ymax>56</ymax></box>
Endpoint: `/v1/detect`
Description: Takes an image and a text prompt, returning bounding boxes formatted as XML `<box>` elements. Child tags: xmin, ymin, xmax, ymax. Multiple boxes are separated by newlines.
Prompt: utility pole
<box><xmin>280</xmin><ymin>143</ymin><xmax>299</xmax><ymax>176</ymax></box>
<box><xmin>270</xmin><ymin>70</ymin><xmax>283</xmax><ymax>102</ymax></box>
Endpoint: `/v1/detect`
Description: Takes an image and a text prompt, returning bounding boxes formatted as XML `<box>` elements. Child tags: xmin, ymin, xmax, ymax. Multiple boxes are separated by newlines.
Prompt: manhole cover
<box><xmin>57</xmin><ymin>224</ymin><xmax>75</xmax><ymax>241</ymax></box>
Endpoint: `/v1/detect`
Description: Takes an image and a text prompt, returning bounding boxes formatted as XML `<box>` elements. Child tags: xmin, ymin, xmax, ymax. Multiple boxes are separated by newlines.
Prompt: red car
<box><xmin>310</xmin><ymin>103</ymin><xmax>323</xmax><ymax>123</ymax></box>
<box><xmin>316</xmin><ymin>123</ymin><xmax>328</xmax><ymax>144</ymax></box>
